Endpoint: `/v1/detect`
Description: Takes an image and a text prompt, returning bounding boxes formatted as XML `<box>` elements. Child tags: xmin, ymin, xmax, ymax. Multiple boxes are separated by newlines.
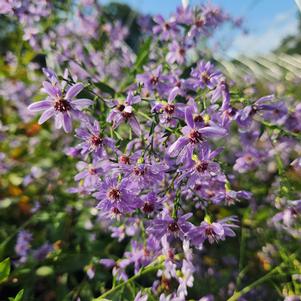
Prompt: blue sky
<box><xmin>102</xmin><ymin>0</ymin><xmax>300</xmax><ymax>57</ymax></box>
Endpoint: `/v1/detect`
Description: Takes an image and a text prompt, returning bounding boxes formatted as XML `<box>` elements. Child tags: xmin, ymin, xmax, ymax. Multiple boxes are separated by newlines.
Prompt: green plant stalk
<box><xmin>93</xmin><ymin>262</ymin><xmax>164</xmax><ymax>300</ymax></box>
<box><xmin>227</xmin><ymin>253</ymin><xmax>296</xmax><ymax>301</ymax></box>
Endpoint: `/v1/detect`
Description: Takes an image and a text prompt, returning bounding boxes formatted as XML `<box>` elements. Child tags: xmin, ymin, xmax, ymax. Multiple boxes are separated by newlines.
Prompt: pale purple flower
<box><xmin>177</xmin><ymin>145</ymin><xmax>223</xmax><ymax>186</ymax></box>
<box><xmin>74</xmin><ymin>161</ymin><xmax>102</xmax><ymax>188</ymax></box>
<box><xmin>168</xmin><ymin>106</ymin><xmax>227</xmax><ymax>164</ymax></box>
<box><xmin>147</xmin><ymin>212</ymin><xmax>193</xmax><ymax>241</ymax></box>
<box><xmin>137</xmin><ymin>65</ymin><xmax>170</xmax><ymax>96</ymax></box>
<box><xmin>122</xmin><ymin>160</ymin><xmax>168</xmax><ymax>189</ymax></box>
<box><xmin>166</xmin><ymin>41</ymin><xmax>187</xmax><ymax>65</ymax></box>
<box><xmin>28</xmin><ymin>72</ymin><xmax>92</xmax><ymax>133</ymax></box>
<box><xmin>15</xmin><ymin>230</ymin><xmax>32</xmax><ymax>263</ymax></box>
<box><xmin>107</xmin><ymin>91</ymin><xmax>141</xmax><ymax>136</ymax></box>
<box><xmin>33</xmin><ymin>243</ymin><xmax>53</xmax><ymax>261</ymax></box>
<box><xmin>141</xmin><ymin>192</ymin><xmax>163</xmax><ymax>214</ymax></box>
<box><xmin>189</xmin><ymin>216</ymin><xmax>238</xmax><ymax>247</ymax></box>
<box><xmin>134</xmin><ymin>291</ymin><xmax>148</xmax><ymax>301</ymax></box>
<box><xmin>236</xmin><ymin>95</ymin><xmax>275</xmax><ymax>128</ymax></box>
<box><xmin>93</xmin><ymin>177</ymin><xmax>142</xmax><ymax>215</ymax></box>
<box><xmin>153</xmin><ymin>15</ymin><xmax>179</xmax><ymax>40</ymax></box>
<box><xmin>190</xmin><ymin>60</ymin><xmax>222</xmax><ymax>89</ymax></box>
<box><xmin>76</xmin><ymin>120</ymin><xmax>115</xmax><ymax>158</ymax></box>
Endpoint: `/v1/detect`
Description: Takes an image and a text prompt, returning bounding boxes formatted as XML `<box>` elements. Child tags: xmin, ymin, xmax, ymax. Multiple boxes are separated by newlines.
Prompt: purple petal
<box><xmin>128</xmin><ymin>117</ymin><xmax>141</xmax><ymax>136</ymax></box>
<box><xmin>28</xmin><ymin>100</ymin><xmax>52</xmax><ymax>112</ymax></box>
<box><xmin>199</xmin><ymin>126</ymin><xmax>227</xmax><ymax>137</ymax></box>
<box><xmin>168</xmin><ymin>137</ymin><xmax>189</xmax><ymax>157</ymax></box>
<box><xmin>38</xmin><ymin>108</ymin><xmax>55</xmax><ymax>124</ymax></box>
<box><xmin>66</xmin><ymin>83</ymin><xmax>84</xmax><ymax>99</ymax></box>
<box><xmin>168</xmin><ymin>87</ymin><xmax>180</xmax><ymax>102</ymax></box>
<box><xmin>43</xmin><ymin>81</ymin><xmax>59</xmax><ymax>98</ymax></box>
<box><xmin>72</xmin><ymin>98</ymin><xmax>93</xmax><ymax>109</ymax></box>
<box><xmin>63</xmin><ymin>113</ymin><xmax>72</xmax><ymax>133</ymax></box>
<box><xmin>185</xmin><ymin>106</ymin><xmax>195</xmax><ymax>128</ymax></box>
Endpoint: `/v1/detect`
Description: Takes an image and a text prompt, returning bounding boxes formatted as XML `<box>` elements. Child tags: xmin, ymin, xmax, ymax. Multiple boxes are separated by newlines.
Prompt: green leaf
<box><xmin>9</xmin><ymin>289</ymin><xmax>24</xmax><ymax>301</ymax></box>
<box><xmin>36</xmin><ymin>266</ymin><xmax>54</xmax><ymax>277</ymax></box>
<box><xmin>0</xmin><ymin>257</ymin><xmax>11</xmax><ymax>283</ymax></box>
<box><xmin>133</xmin><ymin>37</ymin><xmax>152</xmax><ymax>73</ymax></box>
<box><xmin>93</xmin><ymin>82</ymin><xmax>115</xmax><ymax>97</ymax></box>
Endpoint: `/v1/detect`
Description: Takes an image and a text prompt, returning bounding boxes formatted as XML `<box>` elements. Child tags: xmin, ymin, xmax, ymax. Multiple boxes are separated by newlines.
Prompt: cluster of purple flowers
<box><xmin>1</xmin><ymin>0</ymin><xmax>299</xmax><ymax>299</ymax></box>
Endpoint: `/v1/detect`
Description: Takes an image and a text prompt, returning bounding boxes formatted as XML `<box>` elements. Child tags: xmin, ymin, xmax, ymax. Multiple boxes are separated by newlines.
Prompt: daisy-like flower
<box><xmin>168</xmin><ymin>106</ymin><xmax>227</xmax><ymax>164</ymax></box>
<box><xmin>177</xmin><ymin>145</ymin><xmax>223</xmax><ymax>186</ymax></box>
<box><xmin>107</xmin><ymin>91</ymin><xmax>141</xmax><ymax>136</ymax></box>
<box><xmin>147</xmin><ymin>212</ymin><xmax>193</xmax><ymax>241</ymax></box>
<box><xmin>76</xmin><ymin>120</ymin><xmax>115</xmax><ymax>159</ymax></box>
<box><xmin>93</xmin><ymin>177</ymin><xmax>142</xmax><ymax>215</ymax></box>
<box><xmin>28</xmin><ymin>70</ymin><xmax>92</xmax><ymax>133</ymax></box>
<box><xmin>189</xmin><ymin>216</ymin><xmax>238</xmax><ymax>248</ymax></box>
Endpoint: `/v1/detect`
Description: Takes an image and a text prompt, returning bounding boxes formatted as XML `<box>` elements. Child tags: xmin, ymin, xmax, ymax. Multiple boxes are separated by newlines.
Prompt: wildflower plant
<box><xmin>0</xmin><ymin>1</ymin><xmax>301</xmax><ymax>301</ymax></box>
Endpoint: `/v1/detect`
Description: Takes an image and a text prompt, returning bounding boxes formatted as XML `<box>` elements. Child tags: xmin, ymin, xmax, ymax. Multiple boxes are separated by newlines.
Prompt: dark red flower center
<box><xmin>133</xmin><ymin>166</ymin><xmax>145</xmax><ymax>176</ymax></box>
<box><xmin>164</xmin><ymin>22</ymin><xmax>171</xmax><ymax>30</ymax></box>
<box><xmin>195</xmin><ymin>19</ymin><xmax>205</xmax><ymax>27</ymax></box>
<box><xmin>189</xmin><ymin>129</ymin><xmax>203</xmax><ymax>143</ymax></box>
<box><xmin>193</xmin><ymin>114</ymin><xmax>204</xmax><ymax>123</ymax></box>
<box><xmin>119</xmin><ymin>155</ymin><xmax>130</xmax><ymax>164</ymax></box>
<box><xmin>54</xmin><ymin>98</ymin><xmax>71</xmax><ymax>112</ymax></box>
<box><xmin>150</xmin><ymin>76</ymin><xmax>159</xmax><ymax>86</ymax></box>
<box><xmin>142</xmin><ymin>201</ymin><xmax>154</xmax><ymax>213</ymax></box>
<box><xmin>179</xmin><ymin>48</ymin><xmax>185</xmax><ymax>56</ymax></box>
<box><xmin>112</xmin><ymin>207</ymin><xmax>121</xmax><ymax>215</ymax></box>
<box><xmin>91</xmin><ymin>135</ymin><xmax>103</xmax><ymax>146</ymax></box>
<box><xmin>117</xmin><ymin>104</ymin><xmax>125</xmax><ymax>111</ymax></box>
<box><xmin>201</xmin><ymin>71</ymin><xmax>210</xmax><ymax>83</ymax></box>
<box><xmin>196</xmin><ymin>161</ymin><xmax>209</xmax><ymax>173</ymax></box>
<box><xmin>168</xmin><ymin>221</ymin><xmax>179</xmax><ymax>232</ymax></box>
<box><xmin>205</xmin><ymin>226</ymin><xmax>214</xmax><ymax>236</ymax></box>
<box><xmin>164</xmin><ymin>104</ymin><xmax>175</xmax><ymax>115</ymax></box>
<box><xmin>108</xmin><ymin>188</ymin><xmax>121</xmax><ymax>200</ymax></box>
<box><xmin>89</xmin><ymin>168</ymin><xmax>97</xmax><ymax>175</ymax></box>
<box><xmin>121</xmin><ymin>111</ymin><xmax>132</xmax><ymax>119</ymax></box>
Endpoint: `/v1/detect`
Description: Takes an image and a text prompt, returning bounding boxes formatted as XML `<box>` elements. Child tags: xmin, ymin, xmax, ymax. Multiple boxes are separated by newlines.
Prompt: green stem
<box><xmin>227</xmin><ymin>254</ymin><xmax>296</xmax><ymax>301</ymax></box>
<box><xmin>93</xmin><ymin>263</ymin><xmax>163</xmax><ymax>300</ymax></box>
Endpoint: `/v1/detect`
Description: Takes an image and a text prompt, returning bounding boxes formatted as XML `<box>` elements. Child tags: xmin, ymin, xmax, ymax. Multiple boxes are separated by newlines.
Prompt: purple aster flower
<box><xmin>271</xmin><ymin>200</ymin><xmax>301</xmax><ymax>227</ymax></box>
<box><xmin>233</xmin><ymin>148</ymin><xmax>263</xmax><ymax>173</ymax></box>
<box><xmin>140</xmin><ymin>192</ymin><xmax>163</xmax><ymax>214</ymax></box>
<box><xmin>168</xmin><ymin>106</ymin><xmax>227</xmax><ymax>164</ymax></box>
<box><xmin>122</xmin><ymin>159</ymin><xmax>168</xmax><ymax>189</ymax></box>
<box><xmin>153</xmin><ymin>15</ymin><xmax>179</xmax><ymax>41</ymax></box>
<box><xmin>174</xmin><ymin>5</ymin><xmax>193</xmax><ymax>24</ymax></box>
<box><xmin>28</xmin><ymin>73</ymin><xmax>93</xmax><ymax>133</ymax></box>
<box><xmin>177</xmin><ymin>145</ymin><xmax>223</xmax><ymax>186</ymax></box>
<box><xmin>190</xmin><ymin>60</ymin><xmax>222</xmax><ymax>90</ymax></box>
<box><xmin>99</xmin><ymin>258</ymin><xmax>129</xmax><ymax>281</ymax></box>
<box><xmin>193</xmin><ymin>178</ymin><xmax>226</xmax><ymax>204</ymax></box>
<box><xmin>224</xmin><ymin>190</ymin><xmax>252</xmax><ymax>206</ymax></box>
<box><xmin>107</xmin><ymin>91</ymin><xmax>141</xmax><ymax>136</ymax></box>
<box><xmin>189</xmin><ymin>216</ymin><xmax>238</xmax><ymax>247</ymax></box>
<box><xmin>15</xmin><ymin>230</ymin><xmax>32</xmax><ymax>263</ymax></box>
<box><xmin>262</xmin><ymin>101</ymin><xmax>288</xmax><ymax>124</ymax></box>
<box><xmin>166</xmin><ymin>41</ymin><xmax>187</xmax><ymax>65</ymax></box>
<box><xmin>74</xmin><ymin>160</ymin><xmax>102</xmax><ymax>188</ymax></box>
<box><xmin>76</xmin><ymin>120</ymin><xmax>115</xmax><ymax>159</ymax></box>
<box><xmin>147</xmin><ymin>212</ymin><xmax>193</xmax><ymax>241</ymax></box>
<box><xmin>152</xmin><ymin>94</ymin><xmax>185</xmax><ymax>127</ymax></box>
<box><xmin>134</xmin><ymin>291</ymin><xmax>148</xmax><ymax>301</ymax></box>
<box><xmin>93</xmin><ymin>177</ymin><xmax>142</xmax><ymax>216</ymax></box>
<box><xmin>137</xmin><ymin>65</ymin><xmax>170</xmax><ymax>96</ymax></box>
<box><xmin>236</xmin><ymin>95</ymin><xmax>275</xmax><ymax>128</ymax></box>
<box><xmin>208</xmin><ymin>77</ymin><xmax>230</xmax><ymax>109</ymax></box>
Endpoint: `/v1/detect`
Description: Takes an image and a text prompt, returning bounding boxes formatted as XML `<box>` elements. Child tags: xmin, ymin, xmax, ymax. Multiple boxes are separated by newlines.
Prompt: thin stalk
<box><xmin>93</xmin><ymin>263</ymin><xmax>163</xmax><ymax>300</ymax></box>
